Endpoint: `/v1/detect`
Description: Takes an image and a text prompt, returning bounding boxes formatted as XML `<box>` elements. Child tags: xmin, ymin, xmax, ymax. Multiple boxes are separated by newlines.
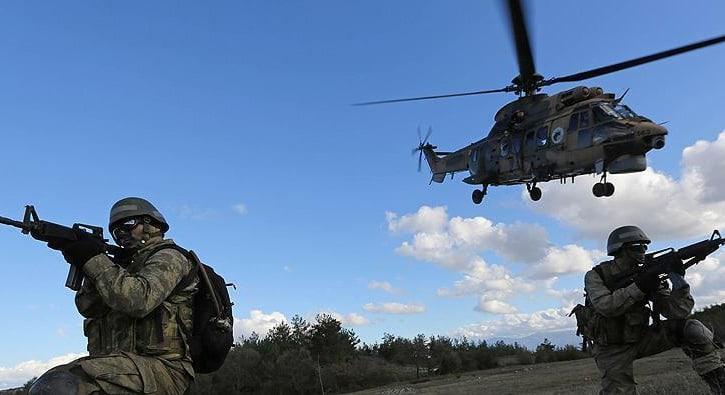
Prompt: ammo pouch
<box><xmin>593</xmin><ymin>304</ymin><xmax>650</xmax><ymax>346</ymax></box>
<box><xmin>587</xmin><ymin>264</ymin><xmax>651</xmax><ymax>346</ymax></box>
<box><xmin>569</xmin><ymin>303</ymin><xmax>596</xmax><ymax>340</ymax></box>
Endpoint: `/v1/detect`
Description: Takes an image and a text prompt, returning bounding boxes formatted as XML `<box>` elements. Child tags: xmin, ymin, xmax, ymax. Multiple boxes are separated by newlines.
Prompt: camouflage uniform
<box><xmin>586</xmin><ymin>258</ymin><xmax>723</xmax><ymax>394</ymax></box>
<box><xmin>31</xmin><ymin>237</ymin><xmax>198</xmax><ymax>395</ymax></box>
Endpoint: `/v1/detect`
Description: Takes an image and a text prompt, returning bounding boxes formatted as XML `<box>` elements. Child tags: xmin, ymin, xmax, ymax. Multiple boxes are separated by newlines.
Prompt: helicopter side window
<box><xmin>512</xmin><ymin>138</ymin><xmax>521</xmax><ymax>154</ymax></box>
<box><xmin>577</xmin><ymin>128</ymin><xmax>592</xmax><ymax>149</ymax></box>
<box><xmin>568</xmin><ymin>113</ymin><xmax>579</xmax><ymax>131</ymax></box>
<box><xmin>500</xmin><ymin>138</ymin><xmax>510</xmax><ymax>157</ymax></box>
<box><xmin>592</xmin><ymin>127</ymin><xmax>607</xmax><ymax>145</ymax></box>
<box><xmin>536</xmin><ymin>126</ymin><xmax>548</xmax><ymax>147</ymax></box>
<box><xmin>579</xmin><ymin>111</ymin><xmax>591</xmax><ymax>128</ymax></box>
<box><xmin>525</xmin><ymin>130</ymin><xmax>535</xmax><ymax>150</ymax></box>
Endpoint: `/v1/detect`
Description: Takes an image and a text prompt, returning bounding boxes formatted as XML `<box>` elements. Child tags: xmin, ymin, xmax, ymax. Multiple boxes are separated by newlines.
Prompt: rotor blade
<box><xmin>418</xmin><ymin>151</ymin><xmax>423</xmax><ymax>172</ymax></box>
<box><xmin>424</xmin><ymin>127</ymin><xmax>432</xmax><ymax>144</ymax></box>
<box><xmin>506</xmin><ymin>0</ymin><xmax>536</xmax><ymax>89</ymax></box>
<box><xmin>543</xmin><ymin>34</ymin><xmax>725</xmax><ymax>86</ymax></box>
<box><xmin>352</xmin><ymin>87</ymin><xmax>511</xmax><ymax>106</ymax></box>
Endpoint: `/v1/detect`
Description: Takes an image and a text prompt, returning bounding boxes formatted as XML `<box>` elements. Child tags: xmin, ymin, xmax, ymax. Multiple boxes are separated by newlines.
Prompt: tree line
<box><xmin>4</xmin><ymin>304</ymin><xmax>722</xmax><ymax>394</ymax></box>
<box><xmin>189</xmin><ymin>314</ymin><xmax>587</xmax><ymax>394</ymax></box>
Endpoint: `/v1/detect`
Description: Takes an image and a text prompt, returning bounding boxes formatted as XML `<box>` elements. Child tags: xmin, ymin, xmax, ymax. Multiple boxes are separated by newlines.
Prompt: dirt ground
<box><xmin>348</xmin><ymin>349</ymin><xmax>720</xmax><ymax>394</ymax></box>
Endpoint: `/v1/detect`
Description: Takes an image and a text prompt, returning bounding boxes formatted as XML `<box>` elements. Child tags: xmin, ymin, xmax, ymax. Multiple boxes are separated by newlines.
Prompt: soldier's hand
<box><xmin>634</xmin><ymin>271</ymin><xmax>660</xmax><ymax>294</ymax></box>
<box><xmin>46</xmin><ymin>238</ymin><xmax>70</xmax><ymax>251</ymax></box>
<box><xmin>61</xmin><ymin>238</ymin><xmax>106</xmax><ymax>268</ymax></box>
<box><xmin>670</xmin><ymin>257</ymin><xmax>686</xmax><ymax>276</ymax></box>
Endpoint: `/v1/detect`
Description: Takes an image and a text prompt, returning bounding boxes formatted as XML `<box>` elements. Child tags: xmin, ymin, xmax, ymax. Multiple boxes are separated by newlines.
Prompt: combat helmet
<box><xmin>607</xmin><ymin>225</ymin><xmax>650</xmax><ymax>256</ymax></box>
<box><xmin>109</xmin><ymin>197</ymin><xmax>169</xmax><ymax>232</ymax></box>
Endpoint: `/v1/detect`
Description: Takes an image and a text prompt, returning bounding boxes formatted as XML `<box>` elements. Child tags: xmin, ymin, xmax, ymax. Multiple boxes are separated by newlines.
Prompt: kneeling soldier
<box><xmin>29</xmin><ymin>197</ymin><xmax>198</xmax><ymax>395</ymax></box>
<box><xmin>586</xmin><ymin>225</ymin><xmax>725</xmax><ymax>394</ymax></box>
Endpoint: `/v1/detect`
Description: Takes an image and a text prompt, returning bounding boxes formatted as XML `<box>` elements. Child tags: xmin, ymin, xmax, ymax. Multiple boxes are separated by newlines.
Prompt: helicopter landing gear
<box><xmin>526</xmin><ymin>182</ymin><xmax>542</xmax><ymax>201</ymax></box>
<box><xmin>472</xmin><ymin>185</ymin><xmax>487</xmax><ymax>204</ymax></box>
<box><xmin>592</xmin><ymin>174</ymin><xmax>615</xmax><ymax>197</ymax></box>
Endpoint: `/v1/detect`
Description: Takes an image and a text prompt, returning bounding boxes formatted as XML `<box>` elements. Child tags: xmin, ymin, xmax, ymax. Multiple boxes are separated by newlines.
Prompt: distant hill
<box><xmin>486</xmin><ymin>329</ymin><xmax>580</xmax><ymax>350</ymax></box>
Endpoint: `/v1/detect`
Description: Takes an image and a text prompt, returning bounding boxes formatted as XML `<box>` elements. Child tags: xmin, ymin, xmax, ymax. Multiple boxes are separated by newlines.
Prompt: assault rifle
<box><xmin>608</xmin><ymin>230</ymin><xmax>725</xmax><ymax>290</ymax></box>
<box><xmin>0</xmin><ymin>205</ymin><xmax>115</xmax><ymax>291</ymax></box>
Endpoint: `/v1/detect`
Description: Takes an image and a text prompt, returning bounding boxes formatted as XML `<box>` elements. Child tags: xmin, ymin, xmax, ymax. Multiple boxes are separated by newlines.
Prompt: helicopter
<box><xmin>357</xmin><ymin>0</ymin><xmax>725</xmax><ymax>205</ymax></box>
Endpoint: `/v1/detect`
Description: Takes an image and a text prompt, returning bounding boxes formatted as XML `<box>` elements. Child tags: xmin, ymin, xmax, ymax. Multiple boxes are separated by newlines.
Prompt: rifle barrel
<box><xmin>0</xmin><ymin>216</ymin><xmax>27</xmax><ymax>229</ymax></box>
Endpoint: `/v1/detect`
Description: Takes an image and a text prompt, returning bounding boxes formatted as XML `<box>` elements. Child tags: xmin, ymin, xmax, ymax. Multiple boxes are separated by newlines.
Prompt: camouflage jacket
<box><xmin>584</xmin><ymin>258</ymin><xmax>694</xmax><ymax>344</ymax></box>
<box><xmin>75</xmin><ymin>238</ymin><xmax>198</xmax><ymax>370</ymax></box>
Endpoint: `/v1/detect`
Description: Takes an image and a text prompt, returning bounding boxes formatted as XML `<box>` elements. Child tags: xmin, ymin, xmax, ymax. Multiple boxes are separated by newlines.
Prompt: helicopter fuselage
<box><xmin>422</xmin><ymin>86</ymin><xmax>667</xmax><ymax>200</ymax></box>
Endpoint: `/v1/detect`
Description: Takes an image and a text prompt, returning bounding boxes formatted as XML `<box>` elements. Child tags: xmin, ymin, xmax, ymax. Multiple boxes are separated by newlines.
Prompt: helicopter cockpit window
<box><xmin>614</xmin><ymin>104</ymin><xmax>638</xmax><ymax>119</ymax></box>
<box><xmin>593</xmin><ymin>104</ymin><xmax>622</xmax><ymax>123</ymax></box>
<box><xmin>536</xmin><ymin>126</ymin><xmax>548</xmax><ymax>147</ymax></box>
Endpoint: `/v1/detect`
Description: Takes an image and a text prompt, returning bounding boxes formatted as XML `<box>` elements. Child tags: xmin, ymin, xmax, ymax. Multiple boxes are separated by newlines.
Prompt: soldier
<box><xmin>29</xmin><ymin>197</ymin><xmax>198</xmax><ymax>395</ymax></box>
<box><xmin>586</xmin><ymin>225</ymin><xmax>725</xmax><ymax>394</ymax></box>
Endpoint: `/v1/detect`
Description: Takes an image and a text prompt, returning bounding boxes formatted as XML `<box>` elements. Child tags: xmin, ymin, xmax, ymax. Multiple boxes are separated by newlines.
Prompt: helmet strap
<box><xmin>140</xmin><ymin>217</ymin><xmax>162</xmax><ymax>244</ymax></box>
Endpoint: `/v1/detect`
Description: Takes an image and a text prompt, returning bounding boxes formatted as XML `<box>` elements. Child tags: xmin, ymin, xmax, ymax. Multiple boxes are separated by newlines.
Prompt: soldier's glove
<box><xmin>61</xmin><ymin>238</ymin><xmax>106</xmax><ymax>268</ymax></box>
<box><xmin>634</xmin><ymin>271</ymin><xmax>660</xmax><ymax>294</ymax></box>
<box><xmin>669</xmin><ymin>257</ymin><xmax>686</xmax><ymax>276</ymax></box>
<box><xmin>46</xmin><ymin>238</ymin><xmax>71</xmax><ymax>251</ymax></box>
<box><xmin>668</xmin><ymin>272</ymin><xmax>689</xmax><ymax>290</ymax></box>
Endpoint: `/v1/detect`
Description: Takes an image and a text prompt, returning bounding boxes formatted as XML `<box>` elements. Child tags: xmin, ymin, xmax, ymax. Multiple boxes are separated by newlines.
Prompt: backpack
<box><xmin>150</xmin><ymin>244</ymin><xmax>235</xmax><ymax>374</ymax></box>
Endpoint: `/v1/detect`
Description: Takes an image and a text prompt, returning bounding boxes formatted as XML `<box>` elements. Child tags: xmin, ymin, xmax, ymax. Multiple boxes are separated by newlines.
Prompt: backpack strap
<box><xmin>593</xmin><ymin>264</ymin><xmax>612</xmax><ymax>292</ymax></box>
<box><xmin>147</xmin><ymin>244</ymin><xmax>223</xmax><ymax>318</ymax></box>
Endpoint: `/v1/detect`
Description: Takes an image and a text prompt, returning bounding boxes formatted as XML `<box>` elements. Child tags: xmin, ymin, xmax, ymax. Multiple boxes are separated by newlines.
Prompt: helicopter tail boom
<box><xmin>421</xmin><ymin>146</ymin><xmax>470</xmax><ymax>183</ymax></box>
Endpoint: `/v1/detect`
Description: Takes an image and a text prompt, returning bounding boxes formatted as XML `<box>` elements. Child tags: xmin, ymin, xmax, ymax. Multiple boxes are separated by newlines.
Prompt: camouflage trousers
<box><xmin>593</xmin><ymin>319</ymin><xmax>723</xmax><ymax>394</ymax></box>
<box><xmin>30</xmin><ymin>352</ymin><xmax>193</xmax><ymax>394</ymax></box>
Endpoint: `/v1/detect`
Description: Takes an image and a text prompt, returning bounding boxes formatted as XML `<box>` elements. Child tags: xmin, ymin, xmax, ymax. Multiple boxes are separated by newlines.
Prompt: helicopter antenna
<box><xmin>614</xmin><ymin>88</ymin><xmax>630</xmax><ymax>104</ymax></box>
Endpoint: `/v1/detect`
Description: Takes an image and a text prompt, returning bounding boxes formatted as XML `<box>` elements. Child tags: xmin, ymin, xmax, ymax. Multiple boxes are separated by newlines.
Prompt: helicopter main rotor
<box><xmin>354</xmin><ymin>0</ymin><xmax>725</xmax><ymax>106</ymax></box>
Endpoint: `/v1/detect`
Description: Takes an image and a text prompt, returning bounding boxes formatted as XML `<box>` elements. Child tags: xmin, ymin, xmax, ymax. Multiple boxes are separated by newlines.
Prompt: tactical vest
<box><xmin>83</xmin><ymin>239</ymin><xmax>198</xmax><ymax>360</ymax></box>
<box><xmin>588</xmin><ymin>261</ymin><xmax>651</xmax><ymax>345</ymax></box>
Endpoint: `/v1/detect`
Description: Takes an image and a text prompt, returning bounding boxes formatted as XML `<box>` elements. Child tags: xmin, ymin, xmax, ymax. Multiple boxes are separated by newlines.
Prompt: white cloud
<box><xmin>687</xmin><ymin>252</ymin><xmax>725</xmax><ymax>309</ymax></box>
<box><xmin>530</xmin><ymin>245</ymin><xmax>605</xmax><ymax>279</ymax></box>
<box><xmin>454</xmin><ymin>307</ymin><xmax>576</xmax><ymax>339</ymax></box>
<box><xmin>0</xmin><ymin>352</ymin><xmax>87</xmax><ymax>390</ymax></box>
<box><xmin>320</xmin><ymin>311</ymin><xmax>372</xmax><ymax>326</ymax></box>
<box><xmin>386</xmin><ymin>206</ymin><xmax>447</xmax><ymax>234</ymax></box>
<box><xmin>362</xmin><ymin>302</ymin><xmax>426</xmax><ymax>314</ymax></box>
<box><xmin>387</xmin><ymin>206</ymin><xmax>599</xmax><ymax>313</ymax></box>
<box><xmin>176</xmin><ymin>205</ymin><xmax>217</xmax><ymax>221</ymax></box>
<box><xmin>476</xmin><ymin>299</ymin><xmax>518</xmax><ymax>314</ymax></box>
<box><xmin>368</xmin><ymin>280</ymin><xmax>401</xmax><ymax>294</ymax></box>
<box><xmin>234</xmin><ymin>310</ymin><xmax>287</xmax><ymax>339</ymax></box>
<box><xmin>528</xmin><ymin>131</ymin><xmax>725</xmax><ymax>241</ymax></box>
<box><xmin>231</xmin><ymin>203</ymin><xmax>248</xmax><ymax>216</ymax></box>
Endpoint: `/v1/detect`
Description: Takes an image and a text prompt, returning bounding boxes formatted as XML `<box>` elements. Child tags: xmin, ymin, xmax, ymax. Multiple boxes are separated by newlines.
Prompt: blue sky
<box><xmin>0</xmin><ymin>0</ymin><xmax>724</xmax><ymax>388</ymax></box>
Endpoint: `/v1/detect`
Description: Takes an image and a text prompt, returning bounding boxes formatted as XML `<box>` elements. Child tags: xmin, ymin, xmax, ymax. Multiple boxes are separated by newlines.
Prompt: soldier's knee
<box><xmin>684</xmin><ymin>319</ymin><xmax>714</xmax><ymax>344</ymax></box>
<box><xmin>682</xmin><ymin>319</ymin><xmax>717</xmax><ymax>355</ymax></box>
<box><xmin>28</xmin><ymin>370</ymin><xmax>81</xmax><ymax>395</ymax></box>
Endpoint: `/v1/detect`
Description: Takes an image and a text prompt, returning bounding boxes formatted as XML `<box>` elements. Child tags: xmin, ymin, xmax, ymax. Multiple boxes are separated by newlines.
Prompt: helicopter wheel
<box><xmin>472</xmin><ymin>189</ymin><xmax>484</xmax><ymax>204</ymax></box>
<box><xmin>604</xmin><ymin>182</ymin><xmax>615</xmax><ymax>197</ymax></box>
<box><xmin>592</xmin><ymin>183</ymin><xmax>605</xmax><ymax>197</ymax></box>
<box><xmin>529</xmin><ymin>186</ymin><xmax>542</xmax><ymax>201</ymax></box>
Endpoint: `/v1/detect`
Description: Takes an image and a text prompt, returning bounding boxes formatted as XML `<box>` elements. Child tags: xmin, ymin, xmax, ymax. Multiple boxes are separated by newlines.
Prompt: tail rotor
<box><xmin>412</xmin><ymin>126</ymin><xmax>433</xmax><ymax>172</ymax></box>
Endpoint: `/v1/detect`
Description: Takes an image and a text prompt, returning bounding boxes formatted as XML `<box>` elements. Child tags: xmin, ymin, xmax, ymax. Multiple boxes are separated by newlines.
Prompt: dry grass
<box><xmin>348</xmin><ymin>349</ymin><xmax>721</xmax><ymax>394</ymax></box>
